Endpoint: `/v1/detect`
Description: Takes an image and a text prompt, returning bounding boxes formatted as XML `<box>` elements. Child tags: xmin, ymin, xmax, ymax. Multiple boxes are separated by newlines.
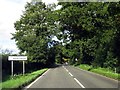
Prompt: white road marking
<box><xmin>25</xmin><ymin>69</ymin><xmax>50</xmax><ymax>89</ymax></box>
<box><xmin>74</xmin><ymin>78</ymin><xmax>85</xmax><ymax>88</ymax></box>
<box><xmin>69</xmin><ymin>72</ymin><xmax>73</xmax><ymax>77</ymax></box>
<box><xmin>62</xmin><ymin>66</ymin><xmax>69</xmax><ymax>72</ymax></box>
<box><xmin>63</xmin><ymin>65</ymin><xmax>85</xmax><ymax>88</ymax></box>
<box><xmin>66</xmin><ymin>69</ymin><xmax>69</xmax><ymax>72</ymax></box>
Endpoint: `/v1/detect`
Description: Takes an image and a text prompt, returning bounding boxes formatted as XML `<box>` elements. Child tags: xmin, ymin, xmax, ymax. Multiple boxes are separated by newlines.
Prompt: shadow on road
<box><xmin>47</xmin><ymin>63</ymin><xmax>69</xmax><ymax>69</ymax></box>
<box><xmin>49</xmin><ymin>64</ymin><xmax>62</xmax><ymax>68</ymax></box>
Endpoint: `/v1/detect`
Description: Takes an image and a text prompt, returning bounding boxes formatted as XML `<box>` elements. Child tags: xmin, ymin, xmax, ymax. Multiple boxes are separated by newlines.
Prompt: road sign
<box><xmin>8</xmin><ymin>56</ymin><xmax>27</xmax><ymax>76</ymax></box>
<box><xmin>8</xmin><ymin>56</ymin><xmax>27</xmax><ymax>61</ymax></box>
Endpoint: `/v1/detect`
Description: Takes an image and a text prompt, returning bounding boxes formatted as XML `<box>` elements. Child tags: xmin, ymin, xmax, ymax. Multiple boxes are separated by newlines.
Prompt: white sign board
<box><xmin>8</xmin><ymin>56</ymin><xmax>27</xmax><ymax>76</ymax></box>
<box><xmin>8</xmin><ymin>56</ymin><xmax>27</xmax><ymax>61</ymax></box>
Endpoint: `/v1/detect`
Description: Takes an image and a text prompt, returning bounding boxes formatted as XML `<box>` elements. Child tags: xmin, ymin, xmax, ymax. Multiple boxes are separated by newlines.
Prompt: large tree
<box><xmin>12</xmin><ymin>1</ymin><xmax>119</xmax><ymax>72</ymax></box>
<box><xmin>57</xmin><ymin>2</ymin><xmax>119</xmax><ymax>71</ymax></box>
<box><xmin>12</xmin><ymin>1</ymin><xmax>57</xmax><ymax>65</ymax></box>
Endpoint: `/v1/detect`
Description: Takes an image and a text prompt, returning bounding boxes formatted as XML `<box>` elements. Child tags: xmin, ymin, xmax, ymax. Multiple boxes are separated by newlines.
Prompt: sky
<box><xmin>0</xmin><ymin>0</ymin><xmax>58</xmax><ymax>54</ymax></box>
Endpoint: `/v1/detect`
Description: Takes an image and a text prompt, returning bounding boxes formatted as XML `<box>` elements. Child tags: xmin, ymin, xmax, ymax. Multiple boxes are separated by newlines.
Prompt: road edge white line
<box><xmin>74</xmin><ymin>78</ymin><xmax>85</xmax><ymax>88</ymax></box>
<box><xmin>25</xmin><ymin>69</ymin><xmax>50</xmax><ymax>89</ymax></box>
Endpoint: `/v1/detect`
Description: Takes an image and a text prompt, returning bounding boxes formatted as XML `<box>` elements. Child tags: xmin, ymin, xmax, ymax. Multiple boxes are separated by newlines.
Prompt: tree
<box><xmin>108</xmin><ymin>2</ymin><xmax>120</xmax><ymax>72</ymax></box>
<box><xmin>12</xmin><ymin>1</ymin><xmax>57</xmax><ymax>66</ymax></box>
<box><xmin>57</xmin><ymin>2</ymin><xmax>119</xmax><ymax>72</ymax></box>
<box><xmin>12</xmin><ymin>1</ymin><xmax>119</xmax><ymax>72</ymax></box>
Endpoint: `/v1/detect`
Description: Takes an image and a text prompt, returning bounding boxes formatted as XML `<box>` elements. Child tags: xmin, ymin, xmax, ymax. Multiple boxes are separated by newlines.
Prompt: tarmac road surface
<box><xmin>24</xmin><ymin>65</ymin><xmax>119</xmax><ymax>89</ymax></box>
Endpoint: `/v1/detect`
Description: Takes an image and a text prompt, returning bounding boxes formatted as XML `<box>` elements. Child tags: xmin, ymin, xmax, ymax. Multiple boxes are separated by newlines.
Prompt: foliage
<box><xmin>12</xmin><ymin>1</ymin><xmax>119</xmax><ymax>73</ymax></box>
<box><xmin>56</xmin><ymin>2</ymin><xmax>119</xmax><ymax>73</ymax></box>
<box><xmin>12</xmin><ymin>2</ymin><xmax>57</xmax><ymax>65</ymax></box>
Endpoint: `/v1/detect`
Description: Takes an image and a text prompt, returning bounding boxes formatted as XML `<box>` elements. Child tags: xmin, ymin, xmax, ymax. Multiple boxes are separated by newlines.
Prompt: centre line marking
<box><xmin>74</xmin><ymin>78</ymin><xmax>85</xmax><ymax>88</ymax></box>
<box><xmin>62</xmin><ymin>66</ymin><xmax>85</xmax><ymax>88</ymax></box>
<box><xmin>69</xmin><ymin>72</ymin><xmax>73</xmax><ymax>77</ymax></box>
<box><xmin>63</xmin><ymin>66</ymin><xmax>69</xmax><ymax>72</ymax></box>
<box><xmin>66</xmin><ymin>69</ymin><xmax>69</xmax><ymax>72</ymax></box>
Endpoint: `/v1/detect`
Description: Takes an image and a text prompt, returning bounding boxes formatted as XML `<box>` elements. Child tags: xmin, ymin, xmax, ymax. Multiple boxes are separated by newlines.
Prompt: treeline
<box><xmin>12</xmin><ymin>1</ymin><xmax>120</xmax><ymax>73</ymax></box>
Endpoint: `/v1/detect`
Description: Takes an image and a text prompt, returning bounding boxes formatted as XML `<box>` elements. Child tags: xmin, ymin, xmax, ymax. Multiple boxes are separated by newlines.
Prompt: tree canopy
<box><xmin>13</xmin><ymin>1</ymin><xmax>120</xmax><ymax>72</ymax></box>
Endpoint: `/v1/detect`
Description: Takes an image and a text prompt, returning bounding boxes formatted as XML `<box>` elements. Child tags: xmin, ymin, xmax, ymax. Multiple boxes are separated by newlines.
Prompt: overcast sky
<box><xmin>0</xmin><ymin>0</ymin><xmax>58</xmax><ymax>54</ymax></box>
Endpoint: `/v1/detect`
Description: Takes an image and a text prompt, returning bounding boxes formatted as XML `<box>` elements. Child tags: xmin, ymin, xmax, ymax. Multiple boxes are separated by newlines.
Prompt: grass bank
<box><xmin>1</xmin><ymin>68</ymin><xmax>48</xmax><ymax>89</ymax></box>
<box><xmin>75</xmin><ymin>64</ymin><xmax>119</xmax><ymax>80</ymax></box>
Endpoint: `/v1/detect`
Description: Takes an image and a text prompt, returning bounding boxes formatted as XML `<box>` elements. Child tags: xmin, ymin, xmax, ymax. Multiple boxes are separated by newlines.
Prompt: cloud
<box><xmin>42</xmin><ymin>0</ymin><xmax>58</xmax><ymax>4</ymax></box>
<box><xmin>0</xmin><ymin>0</ymin><xmax>31</xmax><ymax>54</ymax></box>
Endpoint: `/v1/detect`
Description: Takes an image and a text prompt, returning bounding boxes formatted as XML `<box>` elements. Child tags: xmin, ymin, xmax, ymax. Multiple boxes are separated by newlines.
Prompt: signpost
<box><xmin>8</xmin><ymin>56</ymin><xmax>27</xmax><ymax>76</ymax></box>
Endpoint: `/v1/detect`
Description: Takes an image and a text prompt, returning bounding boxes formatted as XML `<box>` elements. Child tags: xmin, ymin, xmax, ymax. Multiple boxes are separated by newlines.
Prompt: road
<box><xmin>25</xmin><ymin>65</ymin><xmax>119</xmax><ymax>89</ymax></box>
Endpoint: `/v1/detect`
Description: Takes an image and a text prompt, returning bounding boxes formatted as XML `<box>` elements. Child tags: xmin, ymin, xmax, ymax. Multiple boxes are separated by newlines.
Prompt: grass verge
<box><xmin>0</xmin><ymin>68</ymin><xmax>48</xmax><ymax>89</ymax></box>
<box><xmin>75</xmin><ymin>64</ymin><xmax>119</xmax><ymax>80</ymax></box>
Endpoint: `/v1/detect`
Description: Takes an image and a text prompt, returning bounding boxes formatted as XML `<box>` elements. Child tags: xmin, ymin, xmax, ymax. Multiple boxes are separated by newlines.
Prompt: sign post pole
<box><xmin>23</xmin><ymin>61</ymin><xmax>25</xmax><ymax>75</ymax></box>
<box><xmin>11</xmin><ymin>61</ymin><xmax>13</xmax><ymax>76</ymax></box>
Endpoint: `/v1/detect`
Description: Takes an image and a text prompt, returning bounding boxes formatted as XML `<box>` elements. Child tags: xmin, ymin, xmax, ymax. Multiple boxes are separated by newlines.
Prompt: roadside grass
<box><xmin>76</xmin><ymin>64</ymin><xmax>119</xmax><ymax>80</ymax></box>
<box><xmin>77</xmin><ymin>64</ymin><xmax>92</xmax><ymax>71</ymax></box>
<box><xmin>0</xmin><ymin>68</ymin><xmax>48</xmax><ymax>89</ymax></box>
